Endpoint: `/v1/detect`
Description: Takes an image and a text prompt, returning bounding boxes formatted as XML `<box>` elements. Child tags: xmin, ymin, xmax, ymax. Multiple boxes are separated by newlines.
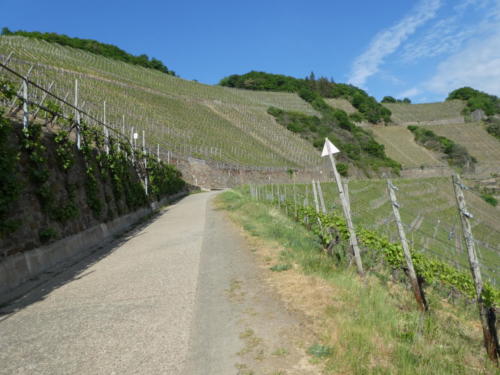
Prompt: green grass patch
<box><xmin>307</xmin><ymin>344</ymin><xmax>334</xmax><ymax>358</ymax></box>
<box><xmin>270</xmin><ymin>263</ymin><xmax>292</xmax><ymax>272</ymax></box>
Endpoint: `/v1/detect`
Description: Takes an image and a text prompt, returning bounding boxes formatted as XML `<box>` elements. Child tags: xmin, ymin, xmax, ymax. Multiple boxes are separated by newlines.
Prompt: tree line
<box><xmin>219</xmin><ymin>71</ymin><xmax>392</xmax><ymax>124</ymax></box>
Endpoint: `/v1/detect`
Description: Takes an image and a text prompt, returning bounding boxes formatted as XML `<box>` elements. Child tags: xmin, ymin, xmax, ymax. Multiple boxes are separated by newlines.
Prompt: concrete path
<box><xmin>0</xmin><ymin>192</ymin><xmax>313</xmax><ymax>374</ymax></box>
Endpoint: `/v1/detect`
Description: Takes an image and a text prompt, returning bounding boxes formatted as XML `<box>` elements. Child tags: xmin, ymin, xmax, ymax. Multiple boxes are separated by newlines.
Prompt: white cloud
<box><xmin>398</xmin><ymin>87</ymin><xmax>421</xmax><ymax>98</ymax></box>
<box><xmin>401</xmin><ymin>0</ymin><xmax>497</xmax><ymax>62</ymax></box>
<box><xmin>425</xmin><ymin>32</ymin><xmax>500</xmax><ymax>96</ymax></box>
<box><xmin>347</xmin><ymin>0</ymin><xmax>442</xmax><ymax>87</ymax></box>
<box><xmin>424</xmin><ymin>0</ymin><xmax>500</xmax><ymax>96</ymax></box>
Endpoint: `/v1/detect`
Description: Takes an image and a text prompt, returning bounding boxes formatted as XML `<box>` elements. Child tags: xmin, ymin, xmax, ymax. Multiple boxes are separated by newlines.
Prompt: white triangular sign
<box><xmin>321</xmin><ymin>138</ymin><xmax>340</xmax><ymax>157</ymax></box>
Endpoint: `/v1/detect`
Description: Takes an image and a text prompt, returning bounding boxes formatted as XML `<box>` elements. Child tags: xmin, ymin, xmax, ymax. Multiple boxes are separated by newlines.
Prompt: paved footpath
<box><xmin>0</xmin><ymin>192</ymin><xmax>314</xmax><ymax>375</ymax></box>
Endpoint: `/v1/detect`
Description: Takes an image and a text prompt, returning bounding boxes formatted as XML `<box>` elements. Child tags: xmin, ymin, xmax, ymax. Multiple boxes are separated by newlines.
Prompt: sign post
<box><xmin>322</xmin><ymin>138</ymin><xmax>364</xmax><ymax>276</ymax></box>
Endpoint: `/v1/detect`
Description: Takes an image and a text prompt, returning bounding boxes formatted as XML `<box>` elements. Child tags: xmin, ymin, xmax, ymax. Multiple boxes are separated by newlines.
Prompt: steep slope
<box><xmin>420</xmin><ymin>123</ymin><xmax>500</xmax><ymax>177</ymax></box>
<box><xmin>0</xmin><ymin>36</ymin><xmax>321</xmax><ymax>168</ymax></box>
<box><xmin>370</xmin><ymin>126</ymin><xmax>445</xmax><ymax>169</ymax></box>
<box><xmin>323</xmin><ymin>98</ymin><xmax>357</xmax><ymax>114</ymax></box>
<box><xmin>383</xmin><ymin>100</ymin><xmax>465</xmax><ymax>125</ymax></box>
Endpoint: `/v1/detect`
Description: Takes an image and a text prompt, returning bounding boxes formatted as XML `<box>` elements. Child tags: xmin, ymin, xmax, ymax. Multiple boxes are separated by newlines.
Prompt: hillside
<box><xmin>420</xmin><ymin>122</ymin><xmax>500</xmax><ymax>177</ymax></box>
<box><xmin>382</xmin><ymin>100</ymin><xmax>465</xmax><ymax>125</ymax></box>
<box><xmin>370</xmin><ymin>126</ymin><xmax>445</xmax><ymax>169</ymax></box>
<box><xmin>1</xmin><ymin>28</ymin><xmax>175</xmax><ymax>75</ymax></box>
<box><xmin>370</xmin><ymin>98</ymin><xmax>500</xmax><ymax>177</ymax></box>
<box><xmin>1</xmin><ymin>35</ymin><xmax>497</xmax><ymax>180</ymax></box>
<box><xmin>324</xmin><ymin>98</ymin><xmax>357</xmax><ymax>114</ymax></box>
<box><xmin>0</xmin><ymin>36</ymin><xmax>322</xmax><ymax>169</ymax></box>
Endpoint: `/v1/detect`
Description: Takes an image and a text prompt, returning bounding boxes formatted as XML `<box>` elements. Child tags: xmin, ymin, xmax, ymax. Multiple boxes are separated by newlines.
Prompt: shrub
<box><xmin>485</xmin><ymin>118</ymin><xmax>500</xmax><ymax>140</ymax></box>
<box><xmin>481</xmin><ymin>194</ymin><xmax>498</xmax><ymax>207</ymax></box>
<box><xmin>337</xmin><ymin>163</ymin><xmax>348</xmax><ymax>177</ymax></box>
<box><xmin>39</xmin><ymin>227</ymin><xmax>57</xmax><ymax>243</ymax></box>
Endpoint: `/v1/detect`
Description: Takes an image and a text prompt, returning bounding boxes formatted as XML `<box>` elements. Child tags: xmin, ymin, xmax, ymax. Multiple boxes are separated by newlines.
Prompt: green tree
<box><xmin>381</xmin><ymin>96</ymin><xmax>397</xmax><ymax>103</ymax></box>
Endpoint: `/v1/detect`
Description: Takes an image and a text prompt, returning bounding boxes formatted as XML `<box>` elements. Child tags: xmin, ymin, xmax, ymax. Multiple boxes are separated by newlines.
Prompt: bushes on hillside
<box><xmin>220</xmin><ymin>71</ymin><xmax>392</xmax><ymax>124</ymax></box>
<box><xmin>447</xmin><ymin>87</ymin><xmax>500</xmax><ymax>116</ymax></box>
<box><xmin>219</xmin><ymin>71</ymin><xmax>302</xmax><ymax>92</ymax></box>
<box><xmin>267</xmin><ymin>104</ymin><xmax>401</xmax><ymax>175</ymax></box>
<box><xmin>407</xmin><ymin>125</ymin><xmax>476</xmax><ymax>170</ymax></box>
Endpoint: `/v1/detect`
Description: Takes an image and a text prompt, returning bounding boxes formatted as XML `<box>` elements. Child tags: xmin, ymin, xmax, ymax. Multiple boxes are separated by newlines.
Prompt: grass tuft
<box><xmin>270</xmin><ymin>263</ymin><xmax>292</xmax><ymax>272</ymax></box>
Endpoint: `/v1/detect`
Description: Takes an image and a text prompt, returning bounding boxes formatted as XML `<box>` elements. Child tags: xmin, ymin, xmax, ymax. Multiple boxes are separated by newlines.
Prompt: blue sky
<box><xmin>2</xmin><ymin>0</ymin><xmax>500</xmax><ymax>103</ymax></box>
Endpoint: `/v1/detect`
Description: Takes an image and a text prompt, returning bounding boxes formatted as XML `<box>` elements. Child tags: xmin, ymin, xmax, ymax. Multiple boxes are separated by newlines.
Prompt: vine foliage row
<box><xmin>270</xmin><ymin>200</ymin><xmax>499</xmax><ymax>307</ymax></box>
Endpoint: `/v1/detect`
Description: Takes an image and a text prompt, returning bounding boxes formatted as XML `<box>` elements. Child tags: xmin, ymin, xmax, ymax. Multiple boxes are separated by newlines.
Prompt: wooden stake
<box><xmin>387</xmin><ymin>180</ymin><xmax>428</xmax><ymax>312</ymax></box>
<box><xmin>143</xmin><ymin>130</ymin><xmax>148</xmax><ymax>195</ymax></box>
<box><xmin>32</xmin><ymin>81</ymin><xmax>54</xmax><ymax>121</ymax></box>
<box><xmin>293</xmin><ymin>172</ymin><xmax>297</xmax><ymax>218</ymax></box>
<box><xmin>312</xmin><ymin>180</ymin><xmax>320</xmax><ymax>213</ymax></box>
<box><xmin>103</xmin><ymin>101</ymin><xmax>109</xmax><ymax>154</ymax></box>
<box><xmin>277</xmin><ymin>184</ymin><xmax>281</xmax><ymax>209</ymax></box>
<box><xmin>452</xmin><ymin>175</ymin><xmax>499</xmax><ymax>362</ymax></box>
<box><xmin>327</xmin><ymin>153</ymin><xmax>364</xmax><ymax>276</ymax></box>
<box><xmin>317</xmin><ymin>180</ymin><xmax>326</xmax><ymax>213</ymax></box>
<box><xmin>22</xmin><ymin>79</ymin><xmax>28</xmax><ymax>129</ymax></box>
<box><xmin>74</xmin><ymin>79</ymin><xmax>81</xmax><ymax>149</ymax></box>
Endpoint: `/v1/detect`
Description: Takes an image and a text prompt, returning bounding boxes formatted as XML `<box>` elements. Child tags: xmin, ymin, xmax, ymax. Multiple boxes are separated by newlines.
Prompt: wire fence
<box><xmin>251</xmin><ymin>177</ymin><xmax>500</xmax><ymax>287</ymax></box>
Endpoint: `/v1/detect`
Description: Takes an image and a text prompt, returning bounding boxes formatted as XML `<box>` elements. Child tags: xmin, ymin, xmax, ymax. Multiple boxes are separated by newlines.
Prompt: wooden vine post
<box><xmin>103</xmin><ymin>101</ymin><xmax>109</xmax><ymax>155</ymax></box>
<box><xmin>74</xmin><ymin>79</ymin><xmax>81</xmax><ymax>149</ymax></box>
<box><xmin>387</xmin><ymin>180</ymin><xmax>428</xmax><ymax>312</ymax></box>
<box><xmin>293</xmin><ymin>171</ymin><xmax>297</xmax><ymax>218</ymax></box>
<box><xmin>32</xmin><ymin>81</ymin><xmax>54</xmax><ymax>122</ymax></box>
<box><xmin>312</xmin><ymin>179</ymin><xmax>320</xmax><ymax>213</ymax></box>
<box><xmin>452</xmin><ymin>175</ymin><xmax>499</xmax><ymax>363</ymax></box>
<box><xmin>316</xmin><ymin>180</ymin><xmax>327</xmax><ymax>213</ymax></box>
<box><xmin>322</xmin><ymin>138</ymin><xmax>364</xmax><ymax>276</ymax></box>
<box><xmin>22</xmin><ymin>78</ymin><xmax>29</xmax><ymax>129</ymax></box>
<box><xmin>143</xmin><ymin>130</ymin><xmax>148</xmax><ymax>195</ymax></box>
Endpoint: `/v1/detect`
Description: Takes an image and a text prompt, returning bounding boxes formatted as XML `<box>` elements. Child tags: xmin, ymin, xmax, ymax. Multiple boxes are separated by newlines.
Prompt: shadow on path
<box><xmin>0</xmin><ymin>197</ymin><xmax>184</xmax><ymax>319</ymax></box>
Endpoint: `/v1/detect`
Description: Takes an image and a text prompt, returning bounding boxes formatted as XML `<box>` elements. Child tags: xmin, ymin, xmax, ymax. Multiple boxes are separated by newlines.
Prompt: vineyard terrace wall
<box><xmin>0</xmin><ymin>115</ymin><xmax>187</xmax><ymax>297</ymax></box>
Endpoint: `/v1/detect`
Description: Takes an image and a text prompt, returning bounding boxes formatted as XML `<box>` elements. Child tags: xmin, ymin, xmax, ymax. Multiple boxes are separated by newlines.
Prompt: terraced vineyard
<box><xmin>420</xmin><ymin>123</ymin><xmax>500</xmax><ymax>177</ymax></box>
<box><xmin>324</xmin><ymin>98</ymin><xmax>357</xmax><ymax>114</ymax></box>
<box><xmin>371</xmin><ymin>126</ymin><xmax>445</xmax><ymax>168</ymax></box>
<box><xmin>270</xmin><ymin>177</ymin><xmax>500</xmax><ymax>285</ymax></box>
<box><xmin>0</xmin><ymin>36</ymin><xmax>322</xmax><ymax>168</ymax></box>
<box><xmin>383</xmin><ymin>100</ymin><xmax>465</xmax><ymax>124</ymax></box>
